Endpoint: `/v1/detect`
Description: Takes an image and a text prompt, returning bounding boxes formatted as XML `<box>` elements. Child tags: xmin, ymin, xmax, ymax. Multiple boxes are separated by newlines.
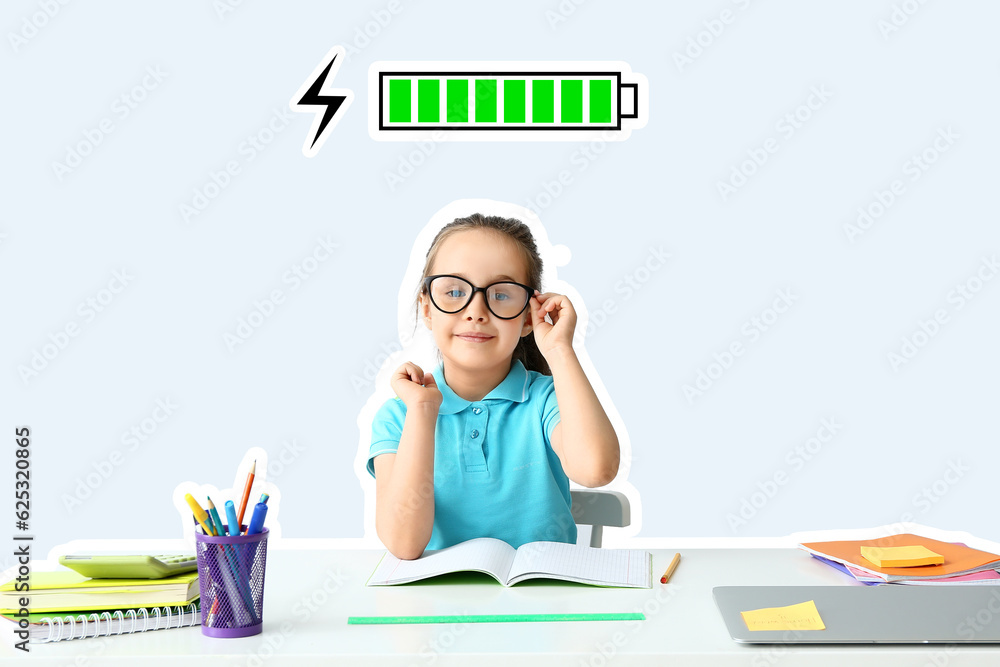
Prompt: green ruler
<box><xmin>348</xmin><ymin>612</ymin><xmax>644</xmax><ymax>625</ymax></box>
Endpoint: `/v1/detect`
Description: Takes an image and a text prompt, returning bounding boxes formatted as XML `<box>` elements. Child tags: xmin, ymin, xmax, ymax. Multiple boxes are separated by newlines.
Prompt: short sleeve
<box><xmin>367</xmin><ymin>397</ymin><xmax>407</xmax><ymax>477</ymax></box>
<box><xmin>537</xmin><ymin>375</ymin><xmax>561</xmax><ymax>445</ymax></box>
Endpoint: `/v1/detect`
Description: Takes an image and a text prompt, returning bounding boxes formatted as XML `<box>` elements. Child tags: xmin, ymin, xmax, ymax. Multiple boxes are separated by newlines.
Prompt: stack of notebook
<box><xmin>1</xmin><ymin>570</ymin><xmax>200</xmax><ymax>643</ymax></box>
<box><xmin>799</xmin><ymin>533</ymin><xmax>1000</xmax><ymax>585</ymax></box>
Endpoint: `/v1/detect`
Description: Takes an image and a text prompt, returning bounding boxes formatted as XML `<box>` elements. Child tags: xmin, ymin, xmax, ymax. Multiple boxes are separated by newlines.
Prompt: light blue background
<box><xmin>2</xmin><ymin>0</ymin><xmax>999</xmax><ymax>562</ymax></box>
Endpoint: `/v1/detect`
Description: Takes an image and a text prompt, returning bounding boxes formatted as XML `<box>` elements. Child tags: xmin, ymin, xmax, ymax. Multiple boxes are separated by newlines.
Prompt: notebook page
<box><xmin>367</xmin><ymin>537</ymin><xmax>516</xmax><ymax>586</ymax></box>
<box><xmin>507</xmin><ymin>542</ymin><xmax>651</xmax><ymax>587</ymax></box>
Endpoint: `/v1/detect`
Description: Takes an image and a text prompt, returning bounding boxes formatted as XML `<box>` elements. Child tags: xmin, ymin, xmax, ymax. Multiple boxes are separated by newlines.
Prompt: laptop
<box><xmin>714</xmin><ymin>585</ymin><xmax>1000</xmax><ymax>644</ymax></box>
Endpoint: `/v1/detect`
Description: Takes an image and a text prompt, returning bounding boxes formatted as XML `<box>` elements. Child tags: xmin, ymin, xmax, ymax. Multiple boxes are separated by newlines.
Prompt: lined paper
<box><xmin>367</xmin><ymin>538</ymin><xmax>651</xmax><ymax>588</ymax></box>
<box><xmin>508</xmin><ymin>541</ymin><xmax>650</xmax><ymax>587</ymax></box>
<box><xmin>368</xmin><ymin>538</ymin><xmax>516</xmax><ymax>585</ymax></box>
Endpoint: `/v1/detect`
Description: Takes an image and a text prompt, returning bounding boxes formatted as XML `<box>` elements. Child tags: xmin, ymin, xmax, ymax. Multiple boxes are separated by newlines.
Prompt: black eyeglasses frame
<box><xmin>423</xmin><ymin>274</ymin><xmax>534</xmax><ymax>320</ymax></box>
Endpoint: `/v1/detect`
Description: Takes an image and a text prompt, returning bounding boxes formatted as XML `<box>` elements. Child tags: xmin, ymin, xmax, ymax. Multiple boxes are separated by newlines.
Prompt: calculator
<box><xmin>58</xmin><ymin>554</ymin><xmax>198</xmax><ymax>579</ymax></box>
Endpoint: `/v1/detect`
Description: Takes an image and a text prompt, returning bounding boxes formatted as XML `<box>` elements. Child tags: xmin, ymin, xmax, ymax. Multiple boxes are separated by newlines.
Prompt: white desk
<box><xmin>5</xmin><ymin>547</ymin><xmax>1000</xmax><ymax>665</ymax></box>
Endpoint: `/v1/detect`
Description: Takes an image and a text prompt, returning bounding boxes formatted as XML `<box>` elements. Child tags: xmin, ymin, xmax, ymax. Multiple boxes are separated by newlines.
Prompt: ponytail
<box><xmin>514</xmin><ymin>332</ymin><xmax>550</xmax><ymax>376</ymax></box>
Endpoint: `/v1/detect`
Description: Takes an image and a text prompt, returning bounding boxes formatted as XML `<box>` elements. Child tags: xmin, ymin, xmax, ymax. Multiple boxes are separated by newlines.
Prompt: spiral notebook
<box><xmin>3</xmin><ymin>602</ymin><xmax>201</xmax><ymax>643</ymax></box>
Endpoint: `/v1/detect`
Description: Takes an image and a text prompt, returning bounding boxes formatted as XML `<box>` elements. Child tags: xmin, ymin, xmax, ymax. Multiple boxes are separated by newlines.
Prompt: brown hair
<box><xmin>419</xmin><ymin>213</ymin><xmax>550</xmax><ymax>375</ymax></box>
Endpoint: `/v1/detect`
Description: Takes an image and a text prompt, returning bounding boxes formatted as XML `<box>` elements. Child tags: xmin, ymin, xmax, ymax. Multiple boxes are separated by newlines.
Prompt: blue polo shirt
<box><xmin>368</xmin><ymin>360</ymin><xmax>577</xmax><ymax>550</ymax></box>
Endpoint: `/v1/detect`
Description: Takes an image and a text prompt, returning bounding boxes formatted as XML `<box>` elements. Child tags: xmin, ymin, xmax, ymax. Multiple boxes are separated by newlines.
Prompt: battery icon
<box><xmin>368</xmin><ymin>60</ymin><xmax>647</xmax><ymax>142</ymax></box>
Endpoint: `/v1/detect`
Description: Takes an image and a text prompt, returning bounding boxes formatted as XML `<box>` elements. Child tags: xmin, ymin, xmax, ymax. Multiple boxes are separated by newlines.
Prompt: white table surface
<box><xmin>4</xmin><ymin>546</ymin><xmax>1000</xmax><ymax>665</ymax></box>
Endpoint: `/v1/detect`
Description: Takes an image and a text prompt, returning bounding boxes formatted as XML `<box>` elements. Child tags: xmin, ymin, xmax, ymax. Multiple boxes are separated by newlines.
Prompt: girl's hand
<box><xmin>530</xmin><ymin>292</ymin><xmax>577</xmax><ymax>359</ymax></box>
<box><xmin>391</xmin><ymin>362</ymin><xmax>442</xmax><ymax>410</ymax></box>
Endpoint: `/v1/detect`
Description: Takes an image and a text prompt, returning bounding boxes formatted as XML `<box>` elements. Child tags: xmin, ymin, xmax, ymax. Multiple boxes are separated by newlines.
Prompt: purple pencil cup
<box><xmin>194</xmin><ymin>526</ymin><xmax>268</xmax><ymax>638</ymax></box>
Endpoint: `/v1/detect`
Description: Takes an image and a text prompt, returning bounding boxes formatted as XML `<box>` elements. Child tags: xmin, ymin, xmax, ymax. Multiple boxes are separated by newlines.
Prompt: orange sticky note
<box><xmin>860</xmin><ymin>545</ymin><xmax>944</xmax><ymax>568</ymax></box>
<box><xmin>741</xmin><ymin>600</ymin><xmax>826</xmax><ymax>632</ymax></box>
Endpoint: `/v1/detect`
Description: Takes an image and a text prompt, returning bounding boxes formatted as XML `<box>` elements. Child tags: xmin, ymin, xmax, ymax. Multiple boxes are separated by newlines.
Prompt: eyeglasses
<box><xmin>423</xmin><ymin>275</ymin><xmax>533</xmax><ymax>320</ymax></box>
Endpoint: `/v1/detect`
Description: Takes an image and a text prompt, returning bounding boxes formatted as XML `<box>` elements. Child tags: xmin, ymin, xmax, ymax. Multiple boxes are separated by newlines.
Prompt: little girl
<box><xmin>367</xmin><ymin>213</ymin><xmax>619</xmax><ymax>560</ymax></box>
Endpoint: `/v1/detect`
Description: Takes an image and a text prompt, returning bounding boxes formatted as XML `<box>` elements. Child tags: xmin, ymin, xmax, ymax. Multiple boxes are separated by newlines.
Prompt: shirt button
<box><xmin>471</xmin><ymin>430</ymin><xmax>480</xmax><ymax>438</ymax></box>
<box><xmin>472</xmin><ymin>407</ymin><xmax>482</xmax><ymax>414</ymax></box>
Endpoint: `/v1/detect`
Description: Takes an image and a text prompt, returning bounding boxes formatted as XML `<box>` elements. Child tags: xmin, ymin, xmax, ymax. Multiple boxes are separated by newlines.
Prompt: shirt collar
<box><xmin>434</xmin><ymin>360</ymin><xmax>529</xmax><ymax>415</ymax></box>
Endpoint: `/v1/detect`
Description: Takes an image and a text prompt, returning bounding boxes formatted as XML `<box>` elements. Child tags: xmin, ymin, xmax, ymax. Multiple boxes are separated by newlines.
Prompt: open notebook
<box><xmin>367</xmin><ymin>537</ymin><xmax>651</xmax><ymax>588</ymax></box>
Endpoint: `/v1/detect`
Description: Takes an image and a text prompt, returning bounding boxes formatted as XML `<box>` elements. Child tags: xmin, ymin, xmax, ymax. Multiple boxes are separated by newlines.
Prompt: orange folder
<box><xmin>800</xmin><ymin>533</ymin><xmax>1000</xmax><ymax>582</ymax></box>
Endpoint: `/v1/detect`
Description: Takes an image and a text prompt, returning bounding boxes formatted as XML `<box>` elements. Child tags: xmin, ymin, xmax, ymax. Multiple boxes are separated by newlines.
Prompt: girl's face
<box><xmin>420</xmin><ymin>229</ymin><xmax>534</xmax><ymax>376</ymax></box>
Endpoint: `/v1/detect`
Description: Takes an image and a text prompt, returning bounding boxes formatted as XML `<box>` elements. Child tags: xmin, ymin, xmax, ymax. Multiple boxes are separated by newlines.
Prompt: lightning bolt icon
<box><xmin>291</xmin><ymin>46</ymin><xmax>354</xmax><ymax>158</ymax></box>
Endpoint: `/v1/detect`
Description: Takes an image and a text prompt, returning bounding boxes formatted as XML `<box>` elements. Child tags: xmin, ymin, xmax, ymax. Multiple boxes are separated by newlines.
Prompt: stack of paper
<box><xmin>799</xmin><ymin>534</ymin><xmax>1000</xmax><ymax>585</ymax></box>
<box><xmin>1</xmin><ymin>570</ymin><xmax>202</xmax><ymax>643</ymax></box>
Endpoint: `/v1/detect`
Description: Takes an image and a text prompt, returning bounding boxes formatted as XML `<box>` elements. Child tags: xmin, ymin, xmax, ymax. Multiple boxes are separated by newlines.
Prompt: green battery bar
<box><xmin>379</xmin><ymin>71</ymin><xmax>638</xmax><ymax>131</ymax></box>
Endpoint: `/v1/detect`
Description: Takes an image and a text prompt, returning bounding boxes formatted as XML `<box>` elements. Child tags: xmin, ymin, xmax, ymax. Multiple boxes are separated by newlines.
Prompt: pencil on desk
<box><xmin>660</xmin><ymin>553</ymin><xmax>681</xmax><ymax>584</ymax></box>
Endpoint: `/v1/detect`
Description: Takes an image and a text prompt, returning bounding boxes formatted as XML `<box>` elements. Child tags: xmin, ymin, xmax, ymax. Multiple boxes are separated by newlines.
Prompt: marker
<box><xmin>206</xmin><ymin>497</ymin><xmax>225</xmax><ymax>538</ymax></box>
<box><xmin>225</xmin><ymin>500</ymin><xmax>241</xmax><ymax>537</ymax></box>
<box><xmin>247</xmin><ymin>502</ymin><xmax>268</xmax><ymax>535</ymax></box>
<box><xmin>184</xmin><ymin>494</ymin><xmax>213</xmax><ymax>536</ymax></box>
<box><xmin>259</xmin><ymin>493</ymin><xmax>269</xmax><ymax>505</ymax></box>
<box><xmin>660</xmin><ymin>553</ymin><xmax>681</xmax><ymax>584</ymax></box>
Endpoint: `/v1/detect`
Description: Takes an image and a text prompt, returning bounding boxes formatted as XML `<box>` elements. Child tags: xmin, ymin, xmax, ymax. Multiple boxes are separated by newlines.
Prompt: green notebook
<box><xmin>1</xmin><ymin>570</ymin><xmax>199</xmax><ymax>613</ymax></box>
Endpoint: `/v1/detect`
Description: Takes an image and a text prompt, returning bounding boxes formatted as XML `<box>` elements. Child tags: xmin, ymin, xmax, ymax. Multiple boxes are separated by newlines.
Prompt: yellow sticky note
<box><xmin>741</xmin><ymin>600</ymin><xmax>826</xmax><ymax>632</ymax></box>
<box><xmin>860</xmin><ymin>545</ymin><xmax>944</xmax><ymax>568</ymax></box>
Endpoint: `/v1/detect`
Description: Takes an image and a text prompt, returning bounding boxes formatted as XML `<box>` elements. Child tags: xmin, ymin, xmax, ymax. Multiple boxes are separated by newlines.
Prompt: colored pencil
<box><xmin>660</xmin><ymin>553</ymin><xmax>681</xmax><ymax>584</ymax></box>
<box><xmin>235</xmin><ymin>460</ymin><xmax>256</xmax><ymax>534</ymax></box>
